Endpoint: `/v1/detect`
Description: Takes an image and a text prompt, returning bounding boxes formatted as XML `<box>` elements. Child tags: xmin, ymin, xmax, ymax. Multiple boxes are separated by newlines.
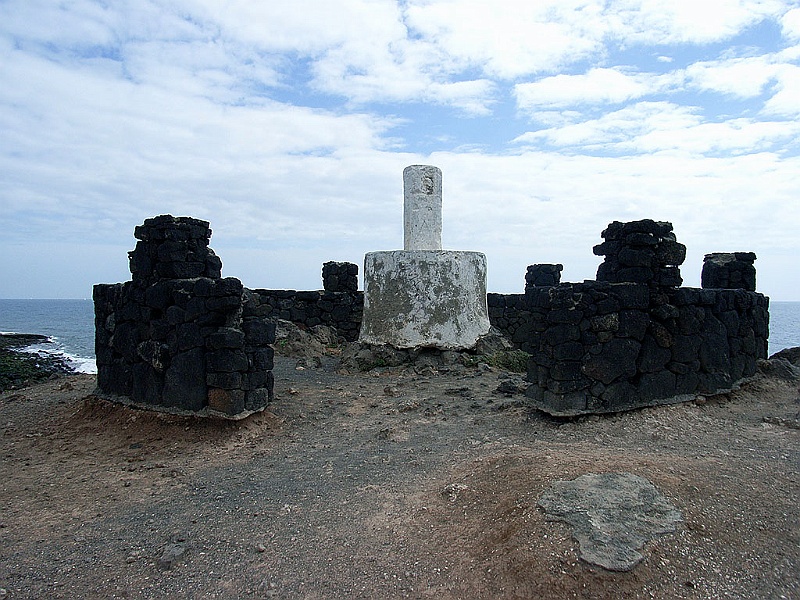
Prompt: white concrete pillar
<box><xmin>403</xmin><ymin>165</ymin><xmax>442</xmax><ymax>251</ymax></box>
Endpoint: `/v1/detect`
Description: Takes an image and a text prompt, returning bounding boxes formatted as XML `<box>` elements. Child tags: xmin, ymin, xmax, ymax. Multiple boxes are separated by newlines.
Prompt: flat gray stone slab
<box><xmin>538</xmin><ymin>472</ymin><xmax>682</xmax><ymax>571</ymax></box>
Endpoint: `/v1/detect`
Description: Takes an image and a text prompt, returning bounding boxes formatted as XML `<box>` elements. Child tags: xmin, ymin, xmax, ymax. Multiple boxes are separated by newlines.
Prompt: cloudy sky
<box><xmin>1</xmin><ymin>0</ymin><xmax>799</xmax><ymax>300</ymax></box>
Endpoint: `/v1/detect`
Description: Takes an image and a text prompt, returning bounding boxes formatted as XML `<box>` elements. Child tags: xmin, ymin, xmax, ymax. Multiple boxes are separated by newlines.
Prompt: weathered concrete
<box><xmin>360</xmin><ymin>250</ymin><xmax>490</xmax><ymax>349</ymax></box>
<box><xmin>360</xmin><ymin>165</ymin><xmax>491</xmax><ymax>350</ymax></box>
<box><xmin>403</xmin><ymin>165</ymin><xmax>442</xmax><ymax>251</ymax></box>
<box><xmin>538</xmin><ymin>472</ymin><xmax>682</xmax><ymax>571</ymax></box>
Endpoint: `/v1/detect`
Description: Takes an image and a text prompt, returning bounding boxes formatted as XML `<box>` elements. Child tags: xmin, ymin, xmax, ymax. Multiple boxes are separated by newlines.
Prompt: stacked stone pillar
<box><xmin>701</xmin><ymin>252</ymin><xmax>757</xmax><ymax>291</ymax></box>
<box><xmin>593</xmin><ymin>220</ymin><xmax>686</xmax><ymax>288</ymax></box>
<box><xmin>94</xmin><ymin>215</ymin><xmax>275</xmax><ymax>418</ymax></box>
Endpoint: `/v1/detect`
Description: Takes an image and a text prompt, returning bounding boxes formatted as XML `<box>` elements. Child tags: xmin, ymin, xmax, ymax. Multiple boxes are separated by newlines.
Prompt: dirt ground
<box><xmin>1</xmin><ymin>356</ymin><xmax>798</xmax><ymax>599</ymax></box>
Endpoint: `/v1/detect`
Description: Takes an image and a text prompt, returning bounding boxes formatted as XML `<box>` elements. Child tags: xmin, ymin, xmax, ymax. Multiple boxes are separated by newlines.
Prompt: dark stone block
<box><xmin>601</xmin><ymin>381</ymin><xmax>638</xmax><ymax>409</ymax></box>
<box><xmin>655</xmin><ymin>241</ymin><xmax>686</xmax><ymax>265</ymax></box>
<box><xmin>246</xmin><ymin>375</ymin><xmax>274</xmax><ymax>410</ymax></box>
<box><xmin>702</xmin><ymin>252</ymin><xmax>757</xmax><ymax>291</ymax></box>
<box><xmin>543</xmin><ymin>324</ymin><xmax>581</xmax><ymax>345</ymax></box>
<box><xmin>205</xmin><ymin>253</ymin><xmax>222</xmax><ymax>279</ymax></box>
<box><xmin>672</xmin><ymin>334</ymin><xmax>701</xmax><ymax>363</ymax></box>
<box><xmin>638</xmin><ymin>335</ymin><xmax>672</xmax><ymax>373</ymax></box>
<box><xmin>244</xmin><ymin>370</ymin><xmax>272</xmax><ymax>390</ymax></box>
<box><xmin>618</xmin><ymin>248</ymin><xmax>654</xmax><ymax>268</ymax></box>
<box><xmin>132</xmin><ymin>363</ymin><xmax>163</xmax><ymax>406</ymax></box>
<box><xmin>699</xmin><ymin>334</ymin><xmax>730</xmax><ymax>374</ymax></box>
<box><xmin>206</xmin><ymin>349</ymin><xmax>249</xmax><ymax>372</ymax></box>
<box><xmin>547</xmin><ymin>378</ymin><xmax>590</xmax><ymax>394</ymax></box>
<box><xmin>651</xmin><ymin>303</ymin><xmax>679</xmax><ymax>321</ymax></box>
<box><xmin>650</xmin><ymin>323</ymin><xmax>673</xmax><ymax>348</ymax></box>
<box><xmin>525</xmin><ymin>264</ymin><xmax>563</xmax><ymax>289</ymax></box>
<box><xmin>136</xmin><ymin>340</ymin><xmax>170</xmax><ymax>373</ymax></box>
<box><xmin>206</xmin><ymin>294</ymin><xmax>242</xmax><ymax>312</ymax></box>
<box><xmin>676</xmin><ymin>371</ymin><xmax>700</xmax><ymax>395</ymax></box>
<box><xmin>614</xmin><ymin>285</ymin><xmax>650</xmax><ymax>309</ymax></box>
<box><xmin>163</xmin><ymin>348</ymin><xmax>206</xmax><ymax>410</ymax></box>
<box><xmin>206</xmin><ymin>371</ymin><xmax>242</xmax><ymax>389</ymax></box>
<box><xmin>157</xmin><ymin>261</ymin><xmax>205</xmax><ymax>279</ymax></box>
<box><xmin>207</xmin><ymin>328</ymin><xmax>246</xmax><ymax>350</ymax></box>
<box><xmin>249</xmin><ymin>347</ymin><xmax>275</xmax><ymax>371</ymax></box>
<box><xmin>547</xmin><ymin>308</ymin><xmax>584</xmax><ymax>324</ymax></box>
<box><xmin>243</xmin><ymin>319</ymin><xmax>277</xmax><ymax>345</ymax></box>
<box><xmin>177</xmin><ymin>323</ymin><xmax>204</xmax><ymax>351</ymax></box>
<box><xmin>322</xmin><ymin>261</ymin><xmax>359</xmax><ymax>292</ymax></box>
<box><xmin>617</xmin><ymin>310</ymin><xmax>649</xmax><ymax>340</ymax></box>
<box><xmin>166</xmin><ymin>305</ymin><xmax>186</xmax><ymax>325</ymax></box>
<box><xmin>553</xmin><ymin>341</ymin><xmax>585</xmax><ymax>361</ymax></box>
<box><xmin>582</xmin><ymin>338</ymin><xmax>641</xmax><ymax>384</ymax></box>
<box><xmin>540</xmin><ymin>390</ymin><xmax>588</xmax><ymax>414</ymax></box>
<box><xmin>638</xmin><ymin>370</ymin><xmax>677</xmax><ymax>401</ymax></box>
<box><xmin>551</xmin><ymin>361</ymin><xmax>584</xmax><ymax>381</ymax></box>
<box><xmin>112</xmin><ymin>322</ymin><xmax>140</xmax><ymax>360</ymax></box>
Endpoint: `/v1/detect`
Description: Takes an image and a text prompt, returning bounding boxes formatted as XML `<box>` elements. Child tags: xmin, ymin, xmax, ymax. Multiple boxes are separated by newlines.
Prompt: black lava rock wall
<box><xmin>94</xmin><ymin>216</ymin><xmax>769</xmax><ymax>418</ymax></box>
<box><xmin>522</xmin><ymin>282</ymin><xmax>768</xmax><ymax>415</ymax></box>
<box><xmin>490</xmin><ymin>221</ymin><xmax>768</xmax><ymax>415</ymax></box>
<box><xmin>94</xmin><ymin>216</ymin><xmax>275</xmax><ymax>418</ymax></box>
<box><xmin>243</xmin><ymin>262</ymin><xmax>363</xmax><ymax>342</ymax></box>
<box><xmin>245</xmin><ymin>289</ymin><xmax>364</xmax><ymax>342</ymax></box>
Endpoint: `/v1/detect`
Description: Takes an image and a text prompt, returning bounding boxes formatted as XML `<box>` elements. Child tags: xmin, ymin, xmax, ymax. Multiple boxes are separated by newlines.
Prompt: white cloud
<box><xmin>404</xmin><ymin>0</ymin><xmax>606</xmax><ymax>79</ymax></box>
<box><xmin>763</xmin><ymin>64</ymin><xmax>800</xmax><ymax>117</ymax></box>
<box><xmin>608</xmin><ymin>0</ymin><xmax>788</xmax><ymax>44</ymax></box>
<box><xmin>514</xmin><ymin>101</ymin><xmax>800</xmax><ymax>156</ymax></box>
<box><xmin>782</xmin><ymin>7</ymin><xmax>800</xmax><ymax>40</ymax></box>
<box><xmin>515</xmin><ymin>68</ymin><xmax>681</xmax><ymax>111</ymax></box>
<box><xmin>513</xmin><ymin>102</ymin><xmax>695</xmax><ymax>147</ymax></box>
<box><xmin>685</xmin><ymin>56</ymin><xmax>781</xmax><ymax>98</ymax></box>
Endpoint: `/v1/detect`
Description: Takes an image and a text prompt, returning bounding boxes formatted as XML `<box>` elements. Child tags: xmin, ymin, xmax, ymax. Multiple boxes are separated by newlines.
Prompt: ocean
<box><xmin>0</xmin><ymin>299</ymin><xmax>97</xmax><ymax>374</ymax></box>
<box><xmin>0</xmin><ymin>298</ymin><xmax>799</xmax><ymax>375</ymax></box>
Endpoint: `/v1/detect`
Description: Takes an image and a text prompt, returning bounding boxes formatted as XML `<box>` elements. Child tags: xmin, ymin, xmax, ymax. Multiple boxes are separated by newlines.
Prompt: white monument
<box><xmin>359</xmin><ymin>165</ymin><xmax>491</xmax><ymax>350</ymax></box>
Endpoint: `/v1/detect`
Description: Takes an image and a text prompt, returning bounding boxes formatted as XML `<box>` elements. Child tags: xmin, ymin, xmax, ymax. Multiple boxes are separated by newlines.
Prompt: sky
<box><xmin>1</xmin><ymin>0</ymin><xmax>799</xmax><ymax>300</ymax></box>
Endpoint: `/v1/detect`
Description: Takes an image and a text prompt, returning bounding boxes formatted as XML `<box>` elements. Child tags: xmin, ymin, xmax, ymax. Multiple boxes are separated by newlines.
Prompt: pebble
<box><xmin>157</xmin><ymin>543</ymin><xmax>188</xmax><ymax>571</ymax></box>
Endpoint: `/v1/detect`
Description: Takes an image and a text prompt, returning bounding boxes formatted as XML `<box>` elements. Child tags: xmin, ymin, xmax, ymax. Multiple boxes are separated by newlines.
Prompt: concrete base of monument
<box><xmin>359</xmin><ymin>250</ymin><xmax>491</xmax><ymax>350</ymax></box>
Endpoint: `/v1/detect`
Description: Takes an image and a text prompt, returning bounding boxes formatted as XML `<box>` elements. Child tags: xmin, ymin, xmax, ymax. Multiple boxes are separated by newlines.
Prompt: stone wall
<box><xmin>94</xmin><ymin>216</ymin><xmax>275</xmax><ymax>418</ymax></box>
<box><xmin>95</xmin><ymin>215</ymin><xmax>769</xmax><ymax>418</ymax></box>
<box><xmin>522</xmin><ymin>283</ymin><xmax>768</xmax><ymax>415</ymax></box>
<box><xmin>244</xmin><ymin>288</ymin><xmax>364</xmax><ymax>342</ymax></box>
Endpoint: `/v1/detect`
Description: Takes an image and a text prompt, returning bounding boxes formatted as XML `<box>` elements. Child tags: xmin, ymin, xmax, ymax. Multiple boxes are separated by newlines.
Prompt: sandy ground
<box><xmin>0</xmin><ymin>356</ymin><xmax>798</xmax><ymax>599</ymax></box>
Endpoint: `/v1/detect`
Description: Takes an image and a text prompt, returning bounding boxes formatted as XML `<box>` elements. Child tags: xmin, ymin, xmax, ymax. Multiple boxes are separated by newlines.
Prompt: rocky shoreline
<box><xmin>0</xmin><ymin>333</ymin><xmax>76</xmax><ymax>391</ymax></box>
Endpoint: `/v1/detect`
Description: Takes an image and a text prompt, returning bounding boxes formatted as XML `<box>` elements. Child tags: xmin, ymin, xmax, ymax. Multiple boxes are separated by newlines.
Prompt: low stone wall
<box><xmin>244</xmin><ymin>289</ymin><xmax>364</xmax><ymax>342</ymax></box>
<box><xmin>95</xmin><ymin>215</ymin><xmax>770</xmax><ymax>418</ymax></box>
<box><xmin>522</xmin><ymin>283</ymin><xmax>768</xmax><ymax>415</ymax></box>
<box><xmin>94</xmin><ymin>216</ymin><xmax>274</xmax><ymax>418</ymax></box>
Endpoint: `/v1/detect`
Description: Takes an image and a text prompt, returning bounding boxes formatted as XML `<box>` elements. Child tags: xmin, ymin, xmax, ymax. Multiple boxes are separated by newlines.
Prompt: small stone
<box><xmin>256</xmin><ymin>543</ymin><xmax>267</xmax><ymax>553</ymax></box>
<box><xmin>156</xmin><ymin>542</ymin><xmax>188</xmax><ymax>571</ymax></box>
<box><xmin>441</xmin><ymin>483</ymin><xmax>468</xmax><ymax>502</ymax></box>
